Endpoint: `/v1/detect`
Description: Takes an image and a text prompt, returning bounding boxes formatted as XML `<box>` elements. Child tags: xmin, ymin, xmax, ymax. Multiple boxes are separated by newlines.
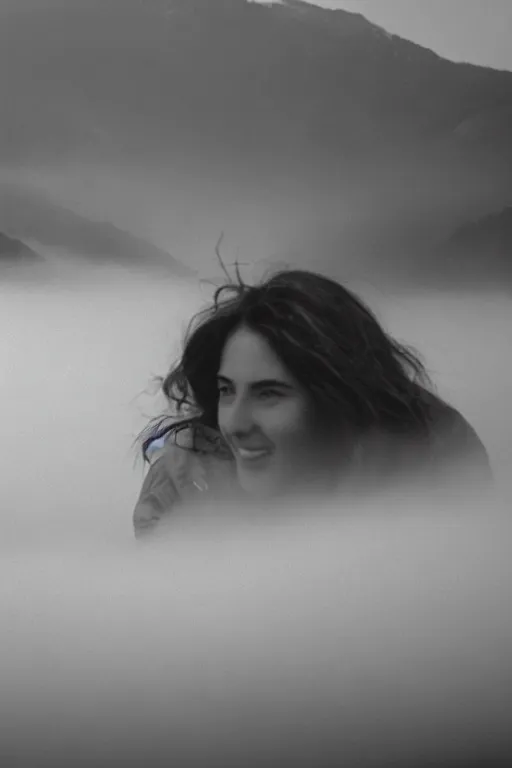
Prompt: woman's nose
<box><xmin>225</xmin><ymin>398</ymin><xmax>255</xmax><ymax>436</ymax></box>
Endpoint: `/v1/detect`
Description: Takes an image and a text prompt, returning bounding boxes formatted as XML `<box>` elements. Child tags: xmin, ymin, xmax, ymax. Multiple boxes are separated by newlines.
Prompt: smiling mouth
<box><xmin>236</xmin><ymin>448</ymin><xmax>272</xmax><ymax>461</ymax></box>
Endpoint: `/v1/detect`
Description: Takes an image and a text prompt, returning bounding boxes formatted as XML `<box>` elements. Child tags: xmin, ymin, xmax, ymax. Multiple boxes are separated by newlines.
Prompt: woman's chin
<box><xmin>236</xmin><ymin>469</ymin><xmax>282</xmax><ymax>502</ymax></box>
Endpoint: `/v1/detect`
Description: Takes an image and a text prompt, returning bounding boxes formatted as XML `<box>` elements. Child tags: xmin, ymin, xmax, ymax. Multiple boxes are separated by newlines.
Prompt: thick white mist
<box><xmin>0</xmin><ymin>265</ymin><xmax>206</xmax><ymax>547</ymax></box>
<box><xmin>1</xmin><ymin>263</ymin><xmax>511</xmax><ymax>766</ymax></box>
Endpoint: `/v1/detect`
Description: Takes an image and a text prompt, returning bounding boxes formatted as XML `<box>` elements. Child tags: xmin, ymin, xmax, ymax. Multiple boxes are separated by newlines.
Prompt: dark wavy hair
<box><xmin>138</xmin><ymin>269</ymin><xmax>435</xmax><ymax>462</ymax></box>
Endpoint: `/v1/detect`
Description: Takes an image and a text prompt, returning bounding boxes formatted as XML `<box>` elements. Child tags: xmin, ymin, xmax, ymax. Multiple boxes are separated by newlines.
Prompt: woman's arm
<box><xmin>132</xmin><ymin>440</ymin><xmax>181</xmax><ymax>540</ymax></box>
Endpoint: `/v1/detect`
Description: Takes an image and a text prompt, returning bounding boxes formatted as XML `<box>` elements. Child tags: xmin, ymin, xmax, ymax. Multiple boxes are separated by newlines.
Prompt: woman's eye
<box><xmin>259</xmin><ymin>389</ymin><xmax>282</xmax><ymax>400</ymax></box>
<box><xmin>217</xmin><ymin>385</ymin><xmax>231</xmax><ymax>397</ymax></box>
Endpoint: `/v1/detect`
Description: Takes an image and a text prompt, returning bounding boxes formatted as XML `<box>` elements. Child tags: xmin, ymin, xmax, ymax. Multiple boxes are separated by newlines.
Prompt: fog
<box><xmin>1</xmin><ymin>262</ymin><xmax>511</xmax><ymax>766</ymax></box>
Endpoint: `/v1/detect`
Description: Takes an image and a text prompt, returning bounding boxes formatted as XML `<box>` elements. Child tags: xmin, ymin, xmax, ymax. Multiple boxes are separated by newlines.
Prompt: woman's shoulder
<box><xmin>420</xmin><ymin>388</ymin><xmax>482</xmax><ymax>444</ymax></box>
<box><xmin>146</xmin><ymin>424</ymin><xmax>234</xmax><ymax>493</ymax></box>
<box><xmin>134</xmin><ymin>424</ymin><xmax>235</xmax><ymax>537</ymax></box>
<box><xmin>418</xmin><ymin>388</ymin><xmax>492</xmax><ymax>482</ymax></box>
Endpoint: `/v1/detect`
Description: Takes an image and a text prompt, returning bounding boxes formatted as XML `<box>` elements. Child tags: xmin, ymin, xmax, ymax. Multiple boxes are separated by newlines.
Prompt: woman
<box><xmin>133</xmin><ymin>269</ymin><xmax>491</xmax><ymax>538</ymax></box>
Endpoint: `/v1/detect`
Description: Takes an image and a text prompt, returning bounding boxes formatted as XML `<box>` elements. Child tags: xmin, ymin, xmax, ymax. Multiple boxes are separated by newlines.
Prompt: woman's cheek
<box><xmin>267</xmin><ymin>404</ymin><xmax>315</xmax><ymax>452</ymax></box>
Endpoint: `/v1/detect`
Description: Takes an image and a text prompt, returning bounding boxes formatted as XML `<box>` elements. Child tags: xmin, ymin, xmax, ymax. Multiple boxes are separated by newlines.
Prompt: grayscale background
<box><xmin>1</xmin><ymin>2</ymin><xmax>511</xmax><ymax>765</ymax></box>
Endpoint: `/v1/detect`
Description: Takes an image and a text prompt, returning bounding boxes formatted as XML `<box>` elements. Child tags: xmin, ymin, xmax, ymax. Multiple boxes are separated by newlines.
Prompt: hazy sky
<box><xmin>255</xmin><ymin>0</ymin><xmax>512</xmax><ymax>71</ymax></box>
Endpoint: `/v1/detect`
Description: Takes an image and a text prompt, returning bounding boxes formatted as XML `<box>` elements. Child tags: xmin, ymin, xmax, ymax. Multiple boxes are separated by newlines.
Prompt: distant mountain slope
<box><xmin>0</xmin><ymin>231</ymin><xmax>41</xmax><ymax>264</ymax></box>
<box><xmin>448</xmin><ymin>206</ymin><xmax>512</xmax><ymax>253</ymax></box>
<box><xmin>444</xmin><ymin>206</ymin><xmax>512</xmax><ymax>283</ymax></box>
<box><xmin>1</xmin><ymin>0</ymin><xmax>511</xmax><ymax>285</ymax></box>
<box><xmin>0</xmin><ymin>183</ymin><xmax>193</xmax><ymax>277</ymax></box>
<box><xmin>412</xmin><ymin>206</ymin><xmax>512</xmax><ymax>291</ymax></box>
<box><xmin>1</xmin><ymin>0</ymin><xmax>511</xmax><ymax>164</ymax></box>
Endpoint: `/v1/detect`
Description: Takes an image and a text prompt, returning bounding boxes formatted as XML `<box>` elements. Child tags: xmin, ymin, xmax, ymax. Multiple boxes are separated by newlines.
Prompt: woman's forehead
<box><xmin>218</xmin><ymin>327</ymin><xmax>293</xmax><ymax>383</ymax></box>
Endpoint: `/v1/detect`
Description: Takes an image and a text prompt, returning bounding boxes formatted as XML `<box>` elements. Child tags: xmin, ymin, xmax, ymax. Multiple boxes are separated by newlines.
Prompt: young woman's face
<box><xmin>217</xmin><ymin>325</ymin><xmax>318</xmax><ymax>499</ymax></box>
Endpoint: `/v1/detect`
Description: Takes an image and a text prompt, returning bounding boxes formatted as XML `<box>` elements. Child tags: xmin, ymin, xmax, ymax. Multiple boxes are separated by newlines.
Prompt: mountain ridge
<box><xmin>0</xmin><ymin>231</ymin><xmax>41</xmax><ymax>264</ymax></box>
<box><xmin>0</xmin><ymin>183</ymin><xmax>193</xmax><ymax>278</ymax></box>
<box><xmin>2</xmin><ymin>0</ymin><xmax>511</xmax><ymax>162</ymax></box>
<box><xmin>1</xmin><ymin>0</ymin><xmax>511</xmax><ymax>286</ymax></box>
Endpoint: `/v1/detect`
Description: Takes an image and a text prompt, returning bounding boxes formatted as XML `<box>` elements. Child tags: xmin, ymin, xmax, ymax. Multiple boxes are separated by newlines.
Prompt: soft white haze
<box><xmin>0</xmin><ymin>2</ymin><xmax>510</xmax><ymax>763</ymax></box>
<box><xmin>1</xmin><ymin>262</ymin><xmax>511</xmax><ymax>765</ymax></box>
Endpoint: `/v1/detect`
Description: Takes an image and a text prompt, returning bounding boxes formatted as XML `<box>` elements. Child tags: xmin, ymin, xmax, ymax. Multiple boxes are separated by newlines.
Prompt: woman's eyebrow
<box><xmin>217</xmin><ymin>374</ymin><xmax>293</xmax><ymax>390</ymax></box>
<box><xmin>252</xmin><ymin>379</ymin><xmax>294</xmax><ymax>390</ymax></box>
